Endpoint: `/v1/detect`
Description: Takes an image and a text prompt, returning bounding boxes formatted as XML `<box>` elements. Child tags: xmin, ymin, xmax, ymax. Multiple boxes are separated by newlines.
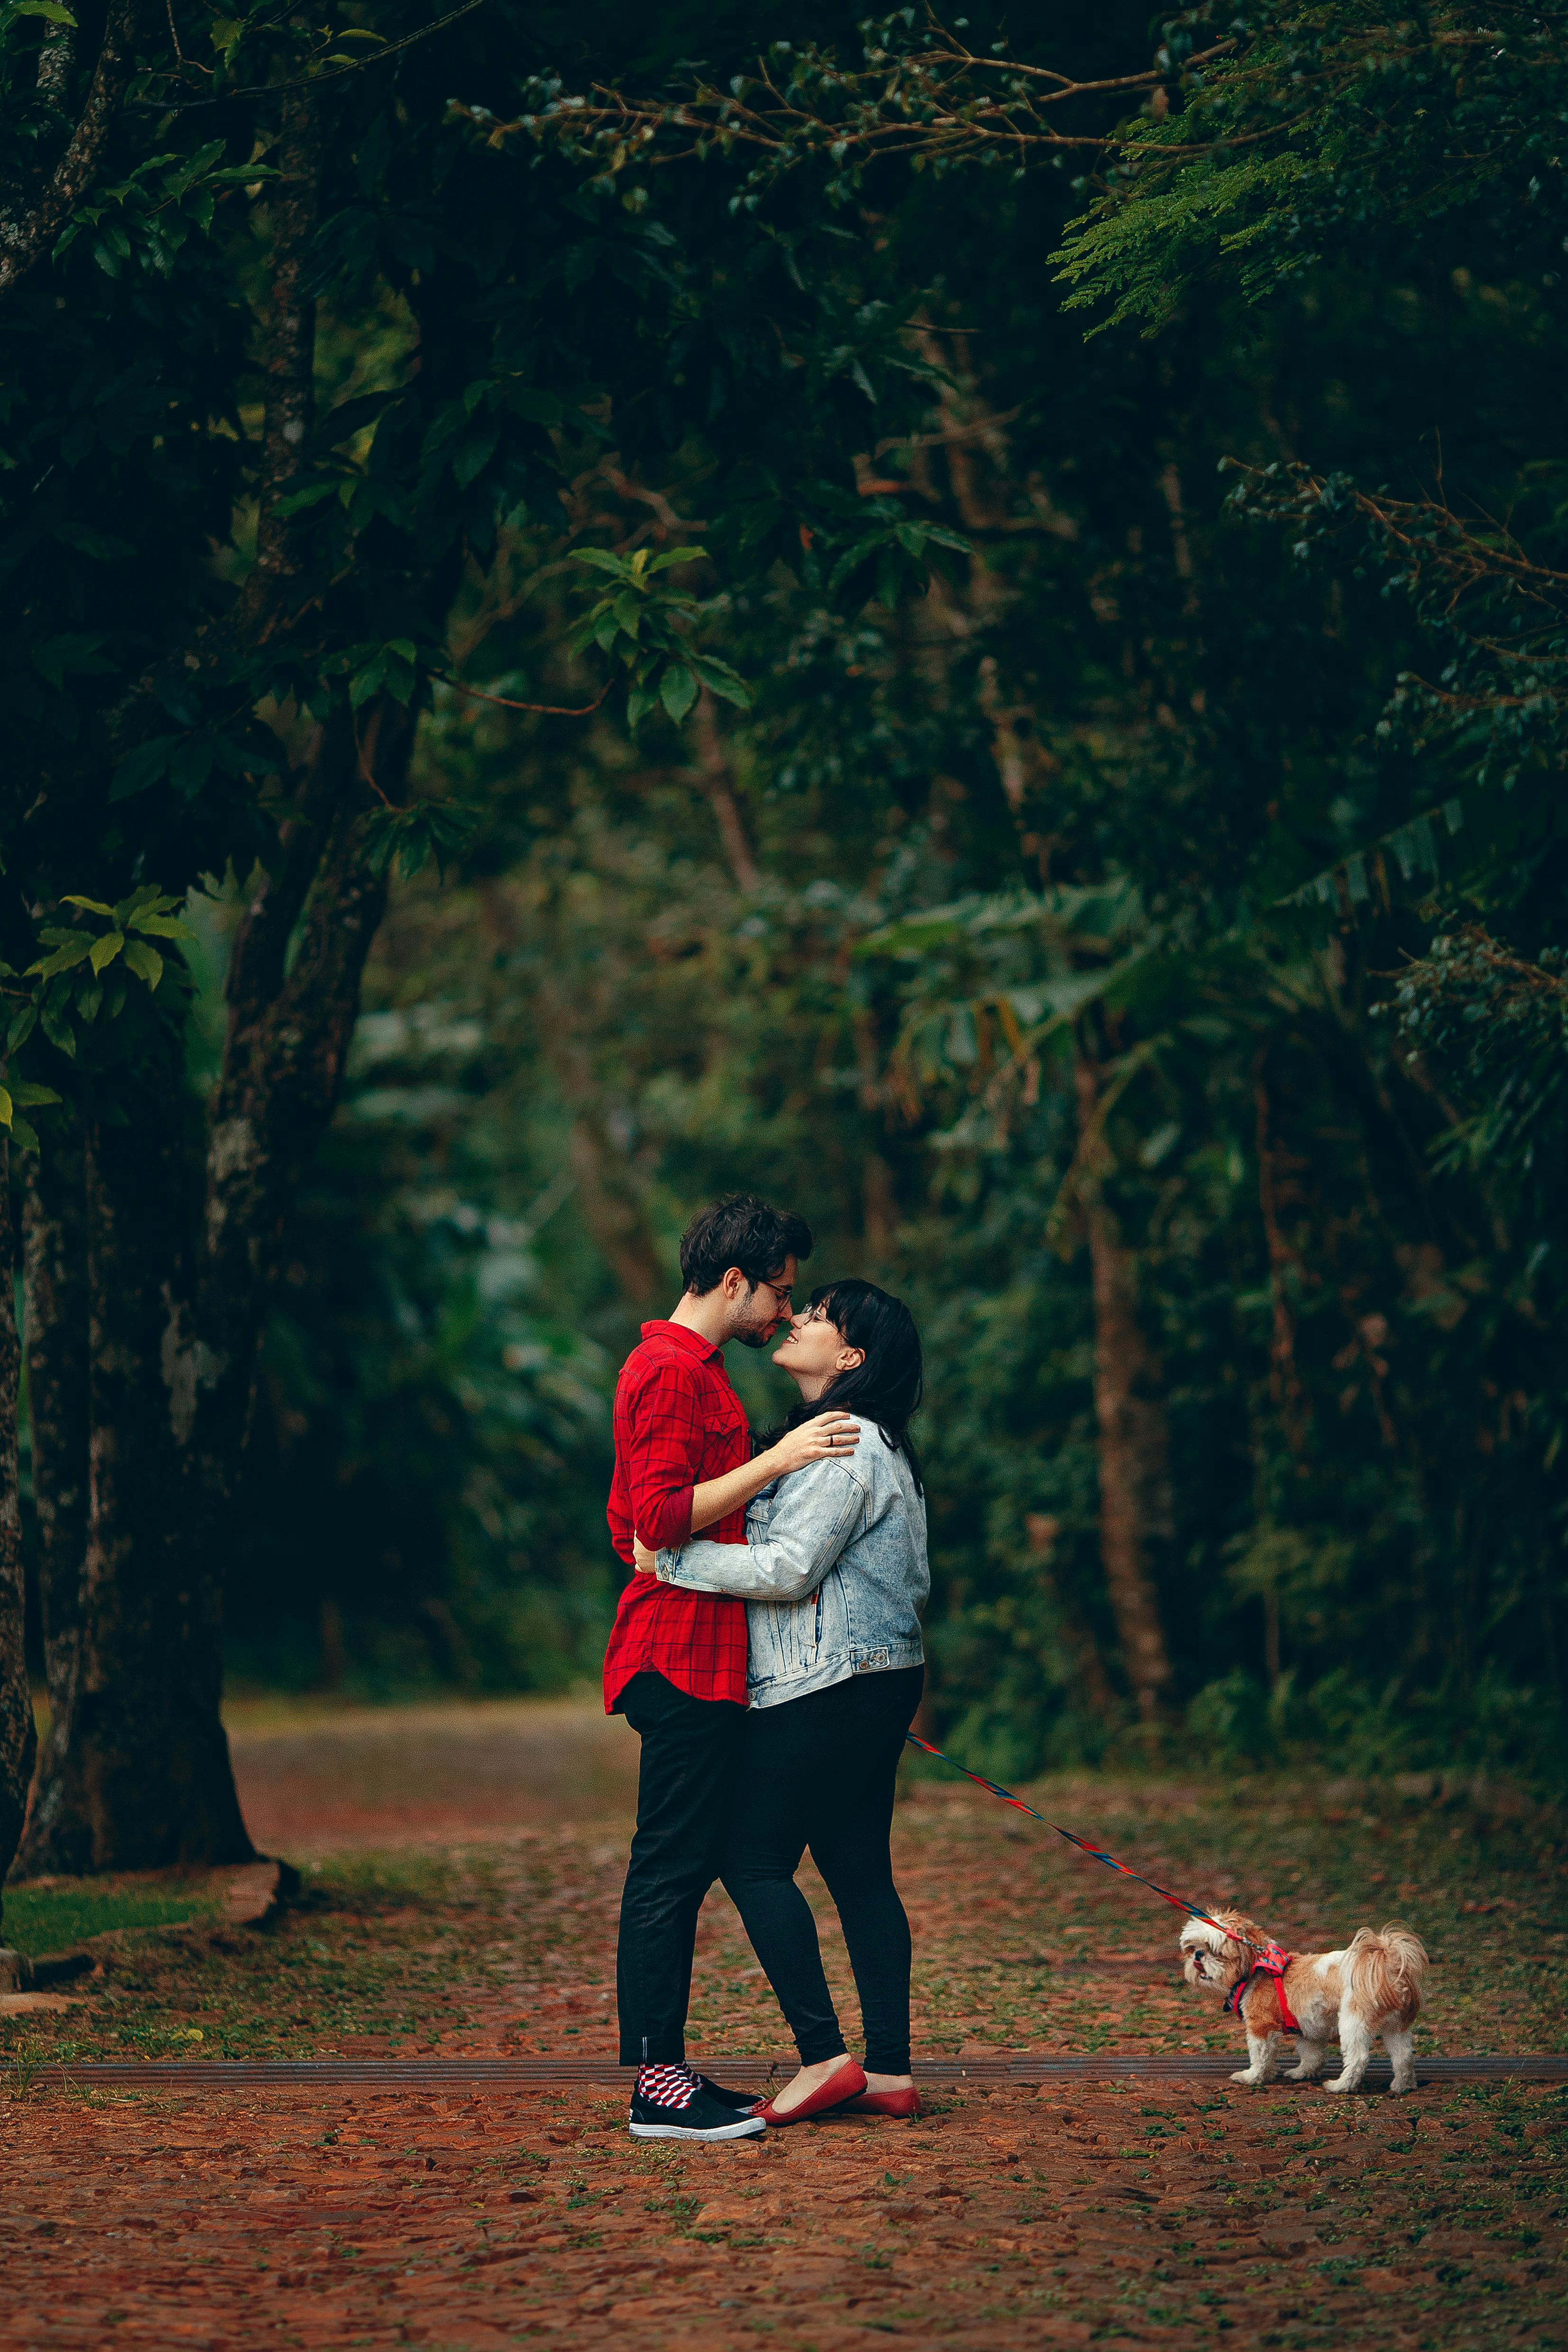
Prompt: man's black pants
<box><xmin>615</xmin><ymin>1670</ymin><xmax>746</xmax><ymax>2066</ymax></box>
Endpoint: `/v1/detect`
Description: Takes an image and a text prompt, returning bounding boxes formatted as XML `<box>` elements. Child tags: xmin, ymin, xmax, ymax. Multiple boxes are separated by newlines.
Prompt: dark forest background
<box><xmin>4</xmin><ymin>1</ymin><xmax>1567</xmax><ymax>1895</ymax></box>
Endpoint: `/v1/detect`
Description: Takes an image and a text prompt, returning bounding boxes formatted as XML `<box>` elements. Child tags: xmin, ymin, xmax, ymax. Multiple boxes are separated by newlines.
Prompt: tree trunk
<box><xmin>564</xmin><ymin>1109</ymin><xmax>666</xmax><ymax>1310</ymax></box>
<box><xmin>18</xmin><ymin>714</ymin><xmax>400</xmax><ymax>1874</ymax></box>
<box><xmin>18</xmin><ymin>1070</ymin><xmax>254</xmax><ymax>1873</ymax></box>
<box><xmin>0</xmin><ymin>1145</ymin><xmax>38</xmax><ymax>1916</ymax></box>
<box><xmin>14</xmin><ymin>98</ymin><xmax>415</xmax><ymax>1874</ymax></box>
<box><xmin>1024</xmin><ymin>1511</ymin><xmax>1117</xmax><ymax>1722</ymax></box>
<box><xmin>1074</xmin><ymin>1052</ymin><xmax>1174</xmax><ymax>1732</ymax></box>
<box><xmin>12</xmin><ymin>1140</ymin><xmax>90</xmax><ymax>1875</ymax></box>
<box><xmin>181</xmin><ymin>706</ymin><xmax>399</xmax><ymax>1550</ymax></box>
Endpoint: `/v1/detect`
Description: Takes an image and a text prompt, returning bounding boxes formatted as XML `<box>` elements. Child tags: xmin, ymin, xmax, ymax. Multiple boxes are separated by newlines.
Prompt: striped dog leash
<box><xmin>904</xmin><ymin>1731</ymin><xmax>1266</xmax><ymax>1956</ymax></box>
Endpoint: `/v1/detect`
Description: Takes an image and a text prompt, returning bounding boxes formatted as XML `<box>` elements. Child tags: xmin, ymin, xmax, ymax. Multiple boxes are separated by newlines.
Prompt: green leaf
<box><xmin>6</xmin><ymin>1006</ymin><xmax>36</xmax><ymax>1054</ymax></box>
<box><xmin>0</xmin><ymin>1089</ymin><xmax>11</xmax><ymax>1132</ymax></box>
<box><xmin>127</xmin><ymin>914</ymin><xmax>195</xmax><ymax>942</ymax></box>
<box><xmin>27</xmin><ymin>936</ymin><xmax>93</xmax><ymax>979</ymax></box>
<box><xmin>452</xmin><ymin>425</ymin><xmax>499</xmax><ymax>488</ymax></box>
<box><xmin>687</xmin><ymin>653</ymin><xmax>752</xmax><ymax>710</ymax></box>
<box><xmin>59</xmin><ymin>895</ymin><xmax>116</xmax><ymax>918</ymax></box>
<box><xmin>645</xmin><ymin>546</ymin><xmax>708</xmax><ymax>575</ymax></box>
<box><xmin>112</xmin><ymin>884</ymin><xmax>164</xmax><ymax>925</ymax></box>
<box><xmin>9</xmin><ymin>1116</ymin><xmax>39</xmax><ymax>1153</ymax></box>
<box><xmin>109</xmin><ymin>737</ymin><xmax>176</xmax><ymax>802</ymax></box>
<box><xmin>507</xmin><ymin>388</ymin><xmax>563</xmax><ymax>428</ymax></box>
<box><xmin>660</xmin><ymin>665</ymin><xmax>699</xmax><ymax>724</ymax></box>
<box><xmin>570</xmin><ymin>548</ymin><xmax>636</xmax><ymax>579</ymax></box>
<box><xmin>9</xmin><ymin>1081</ymin><xmax>60</xmax><ymax>1108</ymax></box>
<box><xmin>89</xmin><ymin>930</ymin><xmax>124</xmax><ymax>973</ymax></box>
<box><xmin>121</xmin><ymin>939</ymin><xmax>164</xmax><ymax>989</ymax></box>
<box><xmin>39</xmin><ymin>1001</ymin><xmax>75</xmax><ymax>1057</ymax></box>
<box><xmin>312</xmin><ymin>389</ymin><xmax>399</xmax><ymax>451</ymax></box>
<box><xmin>273</xmin><ymin>480</ymin><xmax>345</xmax><ymax>517</ymax></box>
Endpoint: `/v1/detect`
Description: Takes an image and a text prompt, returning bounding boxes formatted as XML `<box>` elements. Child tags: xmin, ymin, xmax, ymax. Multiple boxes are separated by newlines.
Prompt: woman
<box><xmin>634</xmin><ymin>1278</ymin><xmax>928</xmax><ymax>2125</ymax></box>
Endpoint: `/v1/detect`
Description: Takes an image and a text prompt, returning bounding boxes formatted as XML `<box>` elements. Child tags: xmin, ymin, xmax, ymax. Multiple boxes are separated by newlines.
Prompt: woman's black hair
<box><xmin>778</xmin><ymin>1278</ymin><xmax>924</xmax><ymax>1492</ymax></box>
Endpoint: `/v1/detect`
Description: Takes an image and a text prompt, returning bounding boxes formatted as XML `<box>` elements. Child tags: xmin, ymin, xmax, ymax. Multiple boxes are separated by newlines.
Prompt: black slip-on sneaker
<box><xmin>700</xmin><ymin>2075</ymin><xmax>763</xmax><ymax>2113</ymax></box>
<box><xmin>628</xmin><ymin>2082</ymin><xmax>766</xmax><ymax>2141</ymax></box>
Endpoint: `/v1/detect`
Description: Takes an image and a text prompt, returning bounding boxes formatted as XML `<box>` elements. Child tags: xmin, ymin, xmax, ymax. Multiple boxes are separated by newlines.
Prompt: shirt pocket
<box><xmin>703</xmin><ymin>1398</ymin><xmax>749</xmax><ymax>1457</ymax></box>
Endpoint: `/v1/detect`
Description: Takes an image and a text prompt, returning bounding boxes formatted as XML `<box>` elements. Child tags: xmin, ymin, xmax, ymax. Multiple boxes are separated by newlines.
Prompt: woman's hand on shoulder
<box><xmin>765</xmin><ymin>1412</ymin><xmax>861</xmax><ymax>1479</ymax></box>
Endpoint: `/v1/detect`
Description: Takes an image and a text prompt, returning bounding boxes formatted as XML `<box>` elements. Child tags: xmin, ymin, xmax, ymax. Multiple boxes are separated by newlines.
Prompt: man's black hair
<box><xmin>679</xmin><ymin>1194</ymin><xmax>813</xmax><ymax>1297</ymax></box>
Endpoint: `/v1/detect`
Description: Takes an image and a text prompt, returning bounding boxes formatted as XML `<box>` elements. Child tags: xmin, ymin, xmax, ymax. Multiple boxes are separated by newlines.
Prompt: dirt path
<box><xmin>224</xmin><ymin>1696</ymin><xmax>641</xmax><ymax>1852</ymax></box>
<box><xmin>3</xmin><ymin>1700</ymin><xmax>1565</xmax><ymax>2347</ymax></box>
<box><xmin>5</xmin><ymin>2074</ymin><xmax>1563</xmax><ymax>2348</ymax></box>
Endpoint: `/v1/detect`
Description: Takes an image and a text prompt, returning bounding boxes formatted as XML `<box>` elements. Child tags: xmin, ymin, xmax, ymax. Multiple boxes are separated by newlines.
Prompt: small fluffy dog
<box><xmin>1180</xmin><ymin>1909</ymin><xmax>1428</xmax><ymax>2094</ymax></box>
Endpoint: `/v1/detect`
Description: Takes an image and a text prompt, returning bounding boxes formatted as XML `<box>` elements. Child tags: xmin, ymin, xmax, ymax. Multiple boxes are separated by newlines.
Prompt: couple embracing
<box><xmin>604</xmin><ymin>1194</ymin><xmax>929</xmax><ymax>2142</ymax></box>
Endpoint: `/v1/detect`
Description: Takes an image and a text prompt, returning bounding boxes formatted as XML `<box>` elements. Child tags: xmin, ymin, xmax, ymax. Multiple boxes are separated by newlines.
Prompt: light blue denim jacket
<box><xmin>655</xmin><ymin>1414</ymin><xmax>928</xmax><ymax>1707</ymax></box>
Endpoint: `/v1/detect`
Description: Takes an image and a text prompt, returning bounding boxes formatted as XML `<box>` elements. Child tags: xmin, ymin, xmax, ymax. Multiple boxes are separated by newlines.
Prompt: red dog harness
<box><xmin>1225</xmin><ymin>1939</ymin><xmax>1301</xmax><ymax>2035</ymax></box>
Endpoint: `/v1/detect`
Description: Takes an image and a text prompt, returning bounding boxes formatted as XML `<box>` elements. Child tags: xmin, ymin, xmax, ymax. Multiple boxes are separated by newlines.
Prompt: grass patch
<box><xmin>1</xmin><ymin>1846</ymin><xmax>529</xmax><ymax>2062</ymax></box>
<box><xmin>3</xmin><ymin>1882</ymin><xmax>220</xmax><ymax>1957</ymax></box>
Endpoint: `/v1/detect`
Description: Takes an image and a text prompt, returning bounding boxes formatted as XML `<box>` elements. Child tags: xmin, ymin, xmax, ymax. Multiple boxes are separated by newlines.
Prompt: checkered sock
<box><xmin>636</xmin><ymin>2062</ymin><xmax>700</xmax><ymax>2111</ymax></box>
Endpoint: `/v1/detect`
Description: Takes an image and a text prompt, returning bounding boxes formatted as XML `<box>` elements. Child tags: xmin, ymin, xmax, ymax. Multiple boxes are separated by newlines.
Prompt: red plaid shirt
<box><xmin>602</xmin><ymin>1320</ymin><xmax>751</xmax><ymax>1712</ymax></box>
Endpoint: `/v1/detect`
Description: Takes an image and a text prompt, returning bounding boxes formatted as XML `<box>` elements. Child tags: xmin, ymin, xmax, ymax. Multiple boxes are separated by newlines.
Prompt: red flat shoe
<box><xmin>753</xmin><ymin>2057</ymin><xmax>867</xmax><ymax>2126</ymax></box>
<box><xmin>842</xmin><ymin>2085</ymin><xmax>922</xmax><ymax>2119</ymax></box>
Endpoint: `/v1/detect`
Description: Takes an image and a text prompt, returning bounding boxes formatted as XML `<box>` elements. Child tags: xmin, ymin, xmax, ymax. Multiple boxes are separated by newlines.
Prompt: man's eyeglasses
<box><xmin>755</xmin><ymin>1277</ymin><xmax>793</xmax><ymax>1310</ymax></box>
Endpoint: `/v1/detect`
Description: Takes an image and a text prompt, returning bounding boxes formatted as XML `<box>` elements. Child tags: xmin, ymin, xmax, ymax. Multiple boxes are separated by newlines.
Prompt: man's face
<box><xmin>728</xmin><ymin>1256</ymin><xmax>798</xmax><ymax>1349</ymax></box>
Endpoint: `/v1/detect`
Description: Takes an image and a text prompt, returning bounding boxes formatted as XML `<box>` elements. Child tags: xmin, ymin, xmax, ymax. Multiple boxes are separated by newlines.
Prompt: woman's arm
<box><xmin>685</xmin><ymin>1411</ymin><xmax>862</xmax><ymax>1534</ymax></box>
<box><xmin>651</xmin><ymin>1457</ymin><xmax>867</xmax><ymax>1603</ymax></box>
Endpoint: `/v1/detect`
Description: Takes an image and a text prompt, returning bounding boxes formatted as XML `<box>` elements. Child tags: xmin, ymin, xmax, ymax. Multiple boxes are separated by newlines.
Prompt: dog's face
<box><xmin>1179</xmin><ymin>1909</ymin><xmax>1265</xmax><ymax>1996</ymax></box>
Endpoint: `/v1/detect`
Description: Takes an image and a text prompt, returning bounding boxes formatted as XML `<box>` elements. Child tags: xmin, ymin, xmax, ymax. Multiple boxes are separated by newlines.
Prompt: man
<box><xmin>606</xmin><ymin>1193</ymin><xmax>812</xmax><ymax>2142</ymax></box>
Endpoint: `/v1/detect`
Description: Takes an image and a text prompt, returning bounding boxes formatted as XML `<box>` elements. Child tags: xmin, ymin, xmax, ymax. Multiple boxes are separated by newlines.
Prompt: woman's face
<box><xmin>772</xmin><ymin>1303</ymin><xmax>862</xmax><ymax>1394</ymax></box>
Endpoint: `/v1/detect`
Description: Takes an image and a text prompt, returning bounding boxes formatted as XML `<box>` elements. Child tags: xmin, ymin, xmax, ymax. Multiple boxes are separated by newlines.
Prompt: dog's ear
<box><xmin>1214</xmin><ymin>1908</ymin><xmax>1269</xmax><ymax>1959</ymax></box>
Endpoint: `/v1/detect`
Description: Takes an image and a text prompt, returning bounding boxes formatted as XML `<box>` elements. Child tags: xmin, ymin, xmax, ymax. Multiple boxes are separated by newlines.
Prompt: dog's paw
<box><xmin>1389</xmin><ymin>2077</ymin><xmax>1416</xmax><ymax>2096</ymax></box>
<box><xmin>1228</xmin><ymin>2069</ymin><xmax>1262</xmax><ymax>2086</ymax></box>
<box><xmin>1321</xmin><ymin>2077</ymin><xmax>1351</xmax><ymax>2094</ymax></box>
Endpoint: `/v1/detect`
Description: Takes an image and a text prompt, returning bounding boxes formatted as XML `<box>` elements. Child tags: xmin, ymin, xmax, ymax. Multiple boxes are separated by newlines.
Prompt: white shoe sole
<box><xmin>628</xmin><ymin>2115</ymin><xmax>765</xmax><ymax>2141</ymax></box>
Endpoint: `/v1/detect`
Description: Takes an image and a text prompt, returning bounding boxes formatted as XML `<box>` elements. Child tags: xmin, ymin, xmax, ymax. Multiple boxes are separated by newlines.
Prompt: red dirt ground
<box><xmin>4</xmin><ymin>2075</ymin><xmax>1563</xmax><ymax>2349</ymax></box>
<box><xmin>3</xmin><ymin>1701</ymin><xmax>1564</xmax><ymax>2349</ymax></box>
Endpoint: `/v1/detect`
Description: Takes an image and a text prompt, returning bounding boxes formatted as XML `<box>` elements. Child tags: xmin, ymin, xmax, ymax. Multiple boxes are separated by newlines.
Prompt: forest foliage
<box><xmin>3</xmin><ymin>0</ymin><xmax>1567</xmax><ymax>1885</ymax></box>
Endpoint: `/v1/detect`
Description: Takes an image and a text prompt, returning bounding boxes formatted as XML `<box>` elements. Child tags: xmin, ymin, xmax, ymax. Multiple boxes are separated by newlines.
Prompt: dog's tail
<box><xmin>1346</xmin><ymin>1922</ymin><xmax>1427</xmax><ymax>2024</ymax></box>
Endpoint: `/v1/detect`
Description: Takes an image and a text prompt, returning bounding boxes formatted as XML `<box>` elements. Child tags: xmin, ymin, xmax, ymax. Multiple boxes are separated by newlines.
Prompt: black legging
<box><xmin>719</xmin><ymin>1663</ymin><xmax>924</xmax><ymax>2075</ymax></box>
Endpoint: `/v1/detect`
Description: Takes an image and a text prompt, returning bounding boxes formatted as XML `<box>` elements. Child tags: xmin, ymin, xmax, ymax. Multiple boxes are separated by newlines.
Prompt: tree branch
<box><xmin>0</xmin><ymin>0</ymin><xmax>144</xmax><ymax>302</ymax></box>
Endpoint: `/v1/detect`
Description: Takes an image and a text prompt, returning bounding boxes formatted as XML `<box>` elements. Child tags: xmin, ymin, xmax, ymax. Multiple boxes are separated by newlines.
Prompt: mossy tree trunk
<box><xmin>16</xmin><ymin>712</ymin><xmax>398</xmax><ymax>1875</ymax></box>
<box><xmin>18</xmin><ymin>1059</ymin><xmax>253</xmax><ymax>1874</ymax></box>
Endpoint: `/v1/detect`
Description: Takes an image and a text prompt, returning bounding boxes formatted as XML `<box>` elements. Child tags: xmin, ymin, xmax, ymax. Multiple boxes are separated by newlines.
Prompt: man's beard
<box><xmin>733</xmin><ymin>1325</ymin><xmax>775</xmax><ymax>1350</ymax></box>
